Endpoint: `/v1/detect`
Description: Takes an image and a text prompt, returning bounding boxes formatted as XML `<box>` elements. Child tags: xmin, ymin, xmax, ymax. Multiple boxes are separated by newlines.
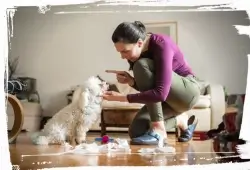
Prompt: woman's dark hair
<box><xmin>112</xmin><ymin>21</ymin><xmax>147</xmax><ymax>44</ymax></box>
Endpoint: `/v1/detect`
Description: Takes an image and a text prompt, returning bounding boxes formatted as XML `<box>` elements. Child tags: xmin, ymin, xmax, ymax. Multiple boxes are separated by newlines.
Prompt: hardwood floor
<box><xmin>9</xmin><ymin>132</ymin><xmax>240</xmax><ymax>169</ymax></box>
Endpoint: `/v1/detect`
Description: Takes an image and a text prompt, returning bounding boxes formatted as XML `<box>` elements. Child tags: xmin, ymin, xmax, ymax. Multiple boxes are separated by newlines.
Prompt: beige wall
<box><xmin>9</xmin><ymin>6</ymin><xmax>250</xmax><ymax>116</ymax></box>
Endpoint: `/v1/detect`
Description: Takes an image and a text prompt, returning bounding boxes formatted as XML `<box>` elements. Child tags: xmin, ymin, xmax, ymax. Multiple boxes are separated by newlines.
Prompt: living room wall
<box><xmin>8</xmin><ymin>5</ymin><xmax>250</xmax><ymax>116</ymax></box>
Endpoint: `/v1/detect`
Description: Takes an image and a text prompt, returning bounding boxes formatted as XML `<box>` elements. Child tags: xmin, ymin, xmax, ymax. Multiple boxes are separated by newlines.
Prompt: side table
<box><xmin>100</xmin><ymin>107</ymin><xmax>140</xmax><ymax>136</ymax></box>
<box><xmin>223</xmin><ymin>106</ymin><xmax>238</xmax><ymax>133</ymax></box>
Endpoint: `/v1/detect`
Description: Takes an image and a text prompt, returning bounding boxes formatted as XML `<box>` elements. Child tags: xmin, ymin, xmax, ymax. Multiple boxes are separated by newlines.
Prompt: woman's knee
<box><xmin>133</xmin><ymin>58</ymin><xmax>154</xmax><ymax>73</ymax></box>
<box><xmin>133</xmin><ymin>58</ymin><xmax>155</xmax><ymax>91</ymax></box>
<box><xmin>128</xmin><ymin>118</ymin><xmax>150</xmax><ymax>138</ymax></box>
<box><xmin>128</xmin><ymin>107</ymin><xmax>151</xmax><ymax>138</ymax></box>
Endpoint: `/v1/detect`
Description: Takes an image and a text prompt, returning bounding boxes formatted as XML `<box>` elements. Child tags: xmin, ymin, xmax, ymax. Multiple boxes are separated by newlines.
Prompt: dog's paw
<box><xmin>76</xmin><ymin>138</ymin><xmax>86</xmax><ymax>144</ymax></box>
<box><xmin>68</xmin><ymin>137</ymin><xmax>76</xmax><ymax>146</ymax></box>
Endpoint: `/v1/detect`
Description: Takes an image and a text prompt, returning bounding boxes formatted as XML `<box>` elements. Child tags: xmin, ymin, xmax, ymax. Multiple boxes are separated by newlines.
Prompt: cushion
<box><xmin>186</xmin><ymin>108</ymin><xmax>211</xmax><ymax>131</ymax></box>
<box><xmin>114</xmin><ymin>82</ymin><xmax>139</xmax><ymax>95</ymax></box>
<box><xmin>102</xmin><ymin>101</ymin><xmax>143</xmax><ymax>109</ymax></box>
<box><xmin>193</xmin><ymin>95</ymin><xmax>211</xmax><ymax>108</ymax></box>
<box><xmin>198</xmin><ymin>80</ymin><xmax>210</xmax><ymax>95</ymax></box>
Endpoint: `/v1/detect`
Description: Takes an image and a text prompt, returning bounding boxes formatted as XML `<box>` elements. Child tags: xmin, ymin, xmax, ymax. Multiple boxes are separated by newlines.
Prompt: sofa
<box><xmin>90</xmin><ymin>82</ymin><xmax>226</xmax><ymax>133</ymax></box>
<box><xmin>6</xmin><ymin>100</ymin><xmax>43</xmax><ymax>132</ymax></box>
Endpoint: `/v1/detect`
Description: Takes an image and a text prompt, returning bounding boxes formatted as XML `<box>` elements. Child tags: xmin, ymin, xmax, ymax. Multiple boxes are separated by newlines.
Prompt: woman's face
<box><xmin>114</xmin><ymin>40</ymin><xmax>143</xmax><ymax>62</ymax></box>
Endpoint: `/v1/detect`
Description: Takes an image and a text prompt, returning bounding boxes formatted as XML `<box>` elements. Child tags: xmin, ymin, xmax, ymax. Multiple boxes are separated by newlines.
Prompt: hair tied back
<box><xmin>134</xmin><ymin>21</ymin><xmax>146</xmax><ymax>32</ymax></box>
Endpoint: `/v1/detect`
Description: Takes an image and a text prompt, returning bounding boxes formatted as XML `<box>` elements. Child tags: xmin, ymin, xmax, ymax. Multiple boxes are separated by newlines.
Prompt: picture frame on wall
<box><xmin>144</xmin><ymin>21</ymin><xmax>178</xmax><ymax>44</ymax></box>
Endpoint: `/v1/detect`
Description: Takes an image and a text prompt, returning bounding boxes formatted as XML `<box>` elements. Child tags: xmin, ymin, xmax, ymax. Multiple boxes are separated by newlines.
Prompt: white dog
<box><xmin>30</xmin><ymin>76</ymin><xmax>109</xmax><ymax>145</ymax></box>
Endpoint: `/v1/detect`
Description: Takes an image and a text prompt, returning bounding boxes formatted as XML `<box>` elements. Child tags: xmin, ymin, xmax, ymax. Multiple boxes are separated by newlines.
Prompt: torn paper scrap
<box><xmin>138</xmin><ymin>146</ymin><xmax>176</xmax><ymax>154</ymax></box>
<box><xmin>62</xmin><ymin>138</ymin><xmax>131</xmax><ymax>155</ymax></box>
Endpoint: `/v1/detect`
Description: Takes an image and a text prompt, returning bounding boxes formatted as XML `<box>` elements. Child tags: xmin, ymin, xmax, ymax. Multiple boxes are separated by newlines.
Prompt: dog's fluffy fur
<box><xmin>30</xmin><ymin>76</ymin><xmax>109</xmax><ymax>145</ymax></box>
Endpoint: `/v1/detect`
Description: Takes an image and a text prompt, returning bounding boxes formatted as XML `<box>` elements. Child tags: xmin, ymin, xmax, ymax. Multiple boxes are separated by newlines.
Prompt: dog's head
<box><xmin>83</xmin><ymin>76</ymin><xmax>109</xmax><ymax>96</ymax></box>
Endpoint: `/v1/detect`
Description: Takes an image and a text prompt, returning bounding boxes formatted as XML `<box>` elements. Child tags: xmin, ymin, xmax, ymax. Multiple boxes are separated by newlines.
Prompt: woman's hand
<box><xmin>101</xmin><ymin>91</ymin><xmax>128</xmax><ymax>102</ymax></box>
<box><xmin>106</xmin><ymin>70</ymin><xmax>135</xmax><ymax>86</ymax></box>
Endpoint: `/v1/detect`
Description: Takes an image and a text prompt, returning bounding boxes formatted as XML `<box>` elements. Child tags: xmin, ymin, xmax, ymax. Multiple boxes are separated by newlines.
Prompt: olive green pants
<box><xmin>128</xmin><ymin>58</ymin><xmax>201</xmax><ymax>138</ymax></box>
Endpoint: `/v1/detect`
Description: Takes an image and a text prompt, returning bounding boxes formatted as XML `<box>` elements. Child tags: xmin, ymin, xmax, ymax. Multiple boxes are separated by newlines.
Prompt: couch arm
<box><xmin>206</xmin><ymin>84</ymin><xmax>226</xmax><ymax>129</ymax></box>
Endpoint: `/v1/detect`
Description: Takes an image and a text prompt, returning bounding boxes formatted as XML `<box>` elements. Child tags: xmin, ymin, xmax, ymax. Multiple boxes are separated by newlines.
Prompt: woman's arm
<box><xmin>126</xmin><ymin>41</ymin><xmax>174</xmax><ymax>103</ymax></box>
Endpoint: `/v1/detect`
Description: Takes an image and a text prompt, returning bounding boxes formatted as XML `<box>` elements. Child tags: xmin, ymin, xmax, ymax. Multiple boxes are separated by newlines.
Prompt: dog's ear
<box><xmin>108</xmin><ymin>84</ymin><xmax>119</xmax><ymax>92</ymax></box>
<box><xmin>96</xmin><ymin>75</ymin><xmax>104</xmax><ymax>82</ymax></box>
<box><xmin>95</xmin><ymin>75</ymin><xmax>118</xmax><ymax>91</ymax></box>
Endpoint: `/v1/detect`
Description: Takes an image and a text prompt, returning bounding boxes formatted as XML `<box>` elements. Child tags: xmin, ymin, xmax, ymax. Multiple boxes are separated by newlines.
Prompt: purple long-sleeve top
<box><xmin>126</xmin><ymin>33</ymin><xmax>194</xmax><ymax>103</ymax></box>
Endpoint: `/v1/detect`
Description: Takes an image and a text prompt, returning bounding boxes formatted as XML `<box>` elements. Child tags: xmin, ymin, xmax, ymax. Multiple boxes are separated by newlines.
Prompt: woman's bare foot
<box><xmin>151</xmin><ymin>121</ymin><xmax>167</xmax><ymax>138</ymax></box>
<box><xmin>151</xmin><ymin>121</ymin><xmax>168</xmax><ymax>146</ymax></box>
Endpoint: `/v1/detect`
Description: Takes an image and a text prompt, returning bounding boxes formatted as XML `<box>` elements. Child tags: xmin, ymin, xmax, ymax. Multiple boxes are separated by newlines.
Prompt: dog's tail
<box><xmin>28</xmin><ymin>131</ymin><xmax>50</xmax><ymax>145</ymax></box>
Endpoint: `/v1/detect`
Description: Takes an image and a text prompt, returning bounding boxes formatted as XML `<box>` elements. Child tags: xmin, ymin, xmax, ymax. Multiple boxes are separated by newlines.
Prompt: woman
<box><xmin>102</xmin><ymin>21</ymin><xmax>201</xmax><ymax>145</ymax></box>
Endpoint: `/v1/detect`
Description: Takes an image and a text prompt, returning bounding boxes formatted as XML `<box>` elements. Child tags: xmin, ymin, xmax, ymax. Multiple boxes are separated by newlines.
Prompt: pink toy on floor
<box><xmin>95</xmin><ymin>135</ymin><xmax>114</xmax><ymax>144</ymax></box>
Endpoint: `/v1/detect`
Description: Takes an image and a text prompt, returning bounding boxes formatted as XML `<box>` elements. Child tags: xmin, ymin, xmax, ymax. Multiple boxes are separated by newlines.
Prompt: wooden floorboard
<box><xmin>9</xmin><ymin>132</ymin><xmax>241</xmax><ymax>169</ymax></box>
